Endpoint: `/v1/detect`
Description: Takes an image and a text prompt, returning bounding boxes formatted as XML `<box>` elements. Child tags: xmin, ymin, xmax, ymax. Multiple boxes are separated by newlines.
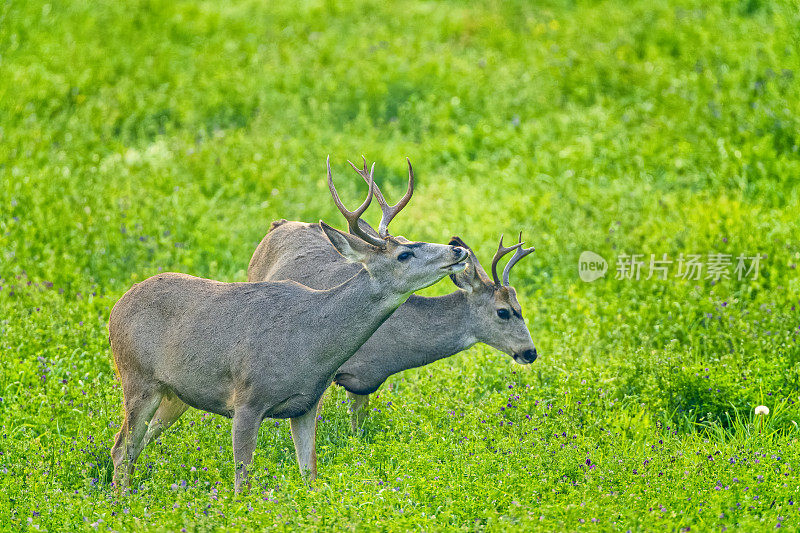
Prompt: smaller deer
<box><xmin>335</xmin><ymin>232</ymin><xmax>536</xmax><ymax>430</ymax></box>
<box><xmin>248</xmin><ymin>158</ymin><xmax>537</xmax><ymax>432</ymax></box>
<box><xmin>108</xmin><ymin>158</ymin><xmax>468</xmax><ymax>491</ymax></box>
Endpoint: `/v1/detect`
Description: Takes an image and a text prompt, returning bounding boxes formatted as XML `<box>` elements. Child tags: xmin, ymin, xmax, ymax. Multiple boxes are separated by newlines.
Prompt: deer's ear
<box><xmin>355</xmin><ymin>218</ymin><xmax>381</xmax><ymax>240</ymax></box>
<box><xmin>449</xmin><ymin>236</ymin><xmax>490</xmax><ymax>292</ymax></box>
<box><xmin>449</xmin><ymin>236</ymin><xmax>469</xmax><ymax>249</ymax></box>
<box><xmin>320</xmin><ymin>221</ymin><xmax>377</xmax><ymax>263</ymax></box>
<box><xmin>450</xmin><ymin>260</ymin><xmax>484</xmax><ymax>293</ymax></box>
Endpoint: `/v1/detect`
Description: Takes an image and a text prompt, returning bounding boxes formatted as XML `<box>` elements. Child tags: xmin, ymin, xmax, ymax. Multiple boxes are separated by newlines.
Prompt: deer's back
<box><xmin>248</xmin><ymin>220</ymin><xmax>362</xmax><ymax>288</ymax></box>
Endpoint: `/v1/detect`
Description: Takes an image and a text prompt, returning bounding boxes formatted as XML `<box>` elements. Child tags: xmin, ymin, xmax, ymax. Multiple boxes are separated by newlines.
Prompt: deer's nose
<box><xmin>451</xmin><ymin>246</ymin><xmax>467</xmax><ymax>260</ymax></box>
<box><xmin>519</xmin><ymin>348</ymin><xmax>537</xmax><ymax>363</ymax></box>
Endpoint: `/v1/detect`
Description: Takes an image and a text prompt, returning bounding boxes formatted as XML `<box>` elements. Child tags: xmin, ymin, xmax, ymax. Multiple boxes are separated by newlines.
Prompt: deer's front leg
<box><xmin>232</xmin><ymin>407</ymin><xmax>261</xmax><ymax>493</ymax></box>
<box><xmin>346</xmin><ymin>390</ymin><xmax>370</xmax><ymax>433</ymax></box>
<box><xmin>289</xmin><ymin>399</ymin><xmax>322</xmax><ymax>481</ymax></box>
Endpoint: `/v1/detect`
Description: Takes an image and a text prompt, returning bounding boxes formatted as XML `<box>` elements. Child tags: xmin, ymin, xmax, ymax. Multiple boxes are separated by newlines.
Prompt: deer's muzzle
<box><xmin>514</xmin><ymin>348</ymin><xmax>537</xmax><ymax>364</ymax></box>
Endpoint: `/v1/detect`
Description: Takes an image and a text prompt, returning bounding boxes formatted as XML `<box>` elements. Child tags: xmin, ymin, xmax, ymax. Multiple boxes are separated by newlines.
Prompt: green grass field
<box><xmin>2</xmin><ymin>0</ymin><xmax>800</xmax><ymax>530</ymax></box>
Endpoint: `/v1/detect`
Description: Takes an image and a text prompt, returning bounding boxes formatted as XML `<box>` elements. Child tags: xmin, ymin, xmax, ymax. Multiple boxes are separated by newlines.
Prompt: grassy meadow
<box><xmin>2</xmin><ymin>0</ymin><xmax>800</xmax><ymax>530</ymax></box>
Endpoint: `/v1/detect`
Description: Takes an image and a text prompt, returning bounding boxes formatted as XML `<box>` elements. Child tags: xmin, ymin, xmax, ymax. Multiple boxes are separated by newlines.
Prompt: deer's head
<box><xmin>320</xmin><ymin>157</ymin><xmax>468</xmax><ymax>300</ymax></box>
<box><xmin>449</xmin><ymin>234</ymin><xmax>537</xmax><ymax>364</ymax></box>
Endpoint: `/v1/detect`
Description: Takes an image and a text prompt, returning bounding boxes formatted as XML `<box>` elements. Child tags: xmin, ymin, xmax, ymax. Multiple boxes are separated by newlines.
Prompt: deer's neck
<box><xmin>394</xmin><ymin>292</ymin><xmax>476</xmax><ymax>364</ymax></box>
<box><xmin>334</xmin><ymin>291</ymin><xmax>476</xmax><ymax>393</ymax></box>
<box><xmin>310</xmin><ymin>268</ymin><xmax>408</xmax><ymax>366</ymax></box>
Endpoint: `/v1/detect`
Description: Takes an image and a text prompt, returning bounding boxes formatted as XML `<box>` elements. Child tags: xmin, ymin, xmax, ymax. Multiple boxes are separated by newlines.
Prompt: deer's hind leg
<box><xmin>141</xmin><ymin>394</ymin><xmax>189</xmax><ymax>449</ymax></box>
<box><xmin>346</xmin><ymin>391</ymin><xmax>370</xmax><ymax>433</ymax></box>
<box><xmin>111</xmin><ymin>382</ymin><xmax>162</xmax><ymax>491</ymax></box>
<box><xmin>232</xmin><ymin>406</ymin><xmax>262</xmax><ymax>493</ymax></box>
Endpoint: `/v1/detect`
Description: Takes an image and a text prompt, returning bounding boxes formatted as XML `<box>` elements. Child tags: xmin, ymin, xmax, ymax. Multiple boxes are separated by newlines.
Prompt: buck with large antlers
<box><xmin>248</xmin><ymin>157</ymin><xmax>537</xmax><ymax>432</ymax></box>
<box><xmin>108</xmin><ymin>157</ymin><xmax>468</xmax><ymax>491</ymax></box>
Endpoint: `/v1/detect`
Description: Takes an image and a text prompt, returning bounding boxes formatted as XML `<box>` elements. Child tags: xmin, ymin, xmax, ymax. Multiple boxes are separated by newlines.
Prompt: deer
<box><xmin>108</xmin><ymin>157</ymin><xmax>469</xmax><ymax>492</ymax></box>
<box><xmin>247</xmin><ymin>157</ymin><xmax>537</xmax><ymax>433</ymax></box>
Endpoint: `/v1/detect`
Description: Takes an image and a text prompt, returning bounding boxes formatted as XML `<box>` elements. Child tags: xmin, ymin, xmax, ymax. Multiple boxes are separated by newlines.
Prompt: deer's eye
<box><xmin>497</xmin><ymin>309</ymin><xmax>511</xmax><ymax>320</ymax></box>
<box><xmin>397</xmin><ymin>251</ymin><xmax>414</xmax><ymax>262</ymax></box>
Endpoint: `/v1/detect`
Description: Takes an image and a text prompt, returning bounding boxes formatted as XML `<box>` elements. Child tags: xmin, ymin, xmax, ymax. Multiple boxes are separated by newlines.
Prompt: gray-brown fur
<box><xmin>247</xmin><ymin>220</ymin><xmax>537</xmax><ymax>432</ymax></box>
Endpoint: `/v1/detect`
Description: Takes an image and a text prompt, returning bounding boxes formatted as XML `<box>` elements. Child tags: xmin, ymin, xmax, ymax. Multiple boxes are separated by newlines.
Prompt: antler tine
<box><xmin>502</xmin><ymin>231</ymin><xmax>535</xmax><ymax>286</ymax></box>
<box><xmin>348</xmin><ymin>156</ymin><xmax>414</xmax><ymax>238</ymax></box>
<box><xmin>327</xmin><ymin>155</ymin><xmax>385</xmax><ymax>247</ymax></box>
<box><xmin>491</xmin><ymin>234</ymin><xmax>522</xmax><ymax>286</ymax></box>
<box><xmin>347</xmin><ymin>157</ymin><xmax>386</xmax><ymax>215</ymax></box>
<box><xmin>347</xmin><ymin>156</ymin><xmax>387</xmax><ymax>204</ymax></box>
<box><xmin>375</xmin><ymin>157</ymin><xmax>414</xmax><ymax>237</ymax></box>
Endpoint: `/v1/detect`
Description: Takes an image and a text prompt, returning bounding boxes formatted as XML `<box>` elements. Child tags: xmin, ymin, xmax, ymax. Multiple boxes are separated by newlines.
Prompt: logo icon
<box><xmin>579</xmin><ymin>251</ymin><xmax>607</xmax><ymax>282</ymax></box>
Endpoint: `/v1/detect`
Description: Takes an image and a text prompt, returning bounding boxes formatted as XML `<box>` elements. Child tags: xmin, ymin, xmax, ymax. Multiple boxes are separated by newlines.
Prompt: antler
<box><xmin>348</xmin><ymin>156</ymin><xmax>414</xmax><ymax>238</ymax></box>
<box><xmin>491</xmin><ymin>234</ymin><xmax>522</xmax><ymax>286</ymax></box>
<box><xmin>502</xmin><ymin>232</ymin><xmax>535</xmax><ymax>286</ymax></box>
<box><xmin>327</xmin><ymin>156</ymin><xmax>386</xmax><ymax>247</ymax></box>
